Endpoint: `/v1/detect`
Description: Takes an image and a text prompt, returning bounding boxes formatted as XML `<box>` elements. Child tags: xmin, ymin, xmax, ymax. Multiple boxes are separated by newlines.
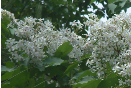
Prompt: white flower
<box><xmin>86</xmin><ymin>59</ymin><xmax>94</xmax><ymax>66</ymax></box>
<box><xmin>77</xmin><ymin>23</ymin><xmax>83</xmax><ymax>29</ymax></box>
<box><xmin>70</xmin><ymin>20</ymin><xmax>77</xmax><ymax>26</ymax></box>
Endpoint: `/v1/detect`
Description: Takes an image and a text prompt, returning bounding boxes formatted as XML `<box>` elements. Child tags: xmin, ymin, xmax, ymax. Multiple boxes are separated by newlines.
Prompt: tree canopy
<box><xmin>2</xmin><ymin>0</ymin><xmax>131</xmax><ymax>28</ymax></box>
<box><xmin>1</xmin><ymin>0</ymin><xmax>131</xmax><ymax>88</ymax></box>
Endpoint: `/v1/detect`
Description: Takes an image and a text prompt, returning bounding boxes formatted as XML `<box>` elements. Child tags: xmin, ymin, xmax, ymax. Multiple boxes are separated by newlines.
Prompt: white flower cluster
<box><xmin>3</xmin><ymin>8</ymin><xmax>131</xmax><ymax>87</ymax></box>
<box><xmin>112</xmin><ymin>62</ymin><xmax>131</xmax><ymax>86</ymax></box>
<box><xmin>70</xmin><ymin>20</ymin><xmax>84</xmax><ymax>29</ymax></box>
<box><xmin>1</xmin><ymin>8</ymin><xmax>18</xmax><ymax>29</ymax></box>
<box><xmin>2</xmin><ymin>9</ymin><xmax>89</xmax><ymax>63</ymax></box>
<box><xmin>118</xmin><ymin>78</ymin><xmax>131</xmax><ymax>87</ymax></box>
<box><xmin>1</xmin><ymin>9</ymin><xmax>15</xmax><ymax>20</ymax></box>
<box><xmin>85</xmin><ymin>12</ymin><xmax>131</xmax><ymax>86</ymax></box>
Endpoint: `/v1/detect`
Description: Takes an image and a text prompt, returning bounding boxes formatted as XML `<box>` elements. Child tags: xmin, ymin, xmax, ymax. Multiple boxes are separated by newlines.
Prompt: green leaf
<box><xmin>28</xmin><ymin>66</ymin><xmax>44</xmax><ymax>79</ymax></box>
<box><xmin>97</xmin><ymin>62</ymin><xmax>119</xmax><ymax>88</ymax></box>
<box><xmin>73</xmin><ymin>76</ymin><xmax>101</xmax><ymax>88</ymax></box>
<box><xmin>1</xmin><ymin>15</ymin><xmax>11</xmax><ymax>25</ymax></box>
<box><xmin>27</xmin><ymin>78</ymin><xmax>35</xmax><ymax>88</ymax></box>
<box><xmin>82</xmin><ymin>79</ymin><xmax>101</xmax><ymax>88</ymax></box>
<box><xmin>108</xmin><ymin>0</ymin><xmax>115</xmax><ymax>3</ymax></box>
<box><xmin>43</xmin><ymin>57</ymin><xmax>64</xmax><ymax>67</ymax></box>
<box><xmin>54</xmin><ymin>41</ymin><xmax>73</xmax><ymax>58</ymax></box>
<box><xmin>99</xmin><ymin>0</ymin><xmax>104</xmax><ymax>3</ymax></box>
<box><xmin>36</xmin><ymin>61</ymin><xmax>45</xmax><ymax>72</ymax></box>
<box><xmin>5</xmin><ymin>61</ymin><xmax>15</xmax><ymax>68</ymax></box>
<box><xmin>1</xmin><ymin>22</ymin><xmax>9</xmax><ymax>33</ymax></box>
<box><xmin>34</xmin><ymin>75</ymin><xmax>45</xmax><ymax>88</ymax></box>
<box><xmin>1</xmin><ymin>65</ymin><xmax>15</xmax><ymax>72</ymax></box>
<box><xmin>108</xmin><ymin>3</ymin><xmax>117</xmax><ymax>13</ymax></box>
<box><xmin>97</xmin><ymin>77</ymin><xmax>118</xmax><ymax>88</ymax></box>
<box><xmin>63</xmin><ymin>61</ymin><xmax>79</xmax><ymax>76</ymax></box>
<box><xmin>71</xmin><ymin>71</ymin><xmax>85</xmax><ymax>80</ymax></box>
<box><xmin>119</xmin><ymin>0</ymin><xmax>127</xmax><ymax>7</ymax></box>
<box><xmin>10</xmin><ymin>66</ymin><xmax>29</xmax><ymax>88</ymax></box>
<box><xmin>9</xmin><ymin>28</ymin><xmax>15</xmax><ymax>35</ymax></box>
<box><xmin>1</xmin><ymin>37</ymin><xmax>7</xmax><ymax>48</ymax></box>
<box><xmin>1</xmin><ymin>83</ymin><xmax>10</xmax><ymax>88</ymax></box>
<box><xmin>72</xmin><ymin>70</ymin><xmax>97</xmax><ymax>82</ymax></box>
<box><xmin>37</xmin><ymin>65</ymin><xmax>45</xmax><ymax>72</ymax></box>
<box><xmin>1</xmin><ymin>71</ymin><xmax>14</xmax><ymax>81</ymax></box>
<box><xmin>90</xmin><ymin>0</ymin><xmax>96</xmax><ymax>4</ymax></box>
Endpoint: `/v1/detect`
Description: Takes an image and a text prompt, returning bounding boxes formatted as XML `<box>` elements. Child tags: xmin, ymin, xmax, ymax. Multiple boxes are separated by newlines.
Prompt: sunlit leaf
<box><xmin>54</xmin><ymin>41</ymin><xmax>73</xmax><ymax>58</ymax></box>
<box><xmin>108</xmin><ymin>3</ymin><xmax>117</xmax><ymax>13</ymax></box>
<box><xmin>72</xmin><ymin>70</ymin><xmax>97</xmax><ymax>82</ymax></box>
<box><xmin>73</xmin><ymin>76</ymin><xmax>101</xmax><ymax>88</ymax></box>
<box><xmin>119</xmin><ymin>0</ymin><xmax>127</xmax><ymax>7</ymax></box>
<box><xmin>43</xmin><ymin>57</ymin><xmax>64</xmax><ymax>67</ymax></box>
<box><xmin>1</xmin><ymin>65</ymin><xmax>15</xmax><ymax>72</ymax></box>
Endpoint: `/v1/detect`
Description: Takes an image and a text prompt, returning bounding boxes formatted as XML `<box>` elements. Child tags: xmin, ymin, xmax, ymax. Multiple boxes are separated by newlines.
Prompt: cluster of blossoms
<box><xmin>85</xmin><ymin>13</ymin><xmax>131</xmax><ymax>86</ymax></box>
<box><xmin>1</xmin><ymin>8</ymin><xmax>18</xmax><ymax>29</ymax></box>
<box><xmin>1</xmin><ymin>9</ymin><xmax>15</xmax><ymax>20</ymax></box>
<box><xmin>2</xmin><ymin>9</ymin><xmax>90</xmax><ymax>64</ymax></box>
<box><xmin>2</xmin><ymin>8</ymin><xmax>131</xmax><ymax>87</ymax></box>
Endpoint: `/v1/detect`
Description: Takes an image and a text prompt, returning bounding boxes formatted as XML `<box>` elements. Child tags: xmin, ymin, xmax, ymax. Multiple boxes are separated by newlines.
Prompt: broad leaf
<box><xmin>28</xmin><ymin>78</ymin><xmax>35</xmax><ymax>88</ymax></box>
<box><xmin>43</xmin><ymin>57</ymin><xmax>64</xmax><ymax>67</ymax></box>
<box><xmin>54</xmin><ymin>41</ymin><xmax>73</xmax><ymax>58</ymax></box>
<box><xmin>10</xmin><ymin>70</ymin><xmax>30</xmax><ymax>88</ymax></box>
<box><xmin>5</xmin><ymin>61</ymin><xmax>15</xmax><ymax>68</ymax></box>
<box><xmin>1</xmin><ymin>71</ymin><xmax>14</xmax><ymax>81</ymax></box>
<box><xmin>1</xmin><ymin>65</ymin><xmax>15</xmax><ymax>72</ymax></box>
<box><xmin>72</xmin><ymin>70</ymin><xmax>97</xmax><ymax>82</ymax></box>
<box><xmin>63</xmin><ymin>61</ymin><xmax>79</xmax><ymax>76</ymax></box>
<box><xmin>73</xmin><ymin>76</ymin><xmax>101</xmax><ymax>88</ymax></box>
<box><xmin>71</xmin><ymin>71</ymin><xmax>85</xmax><ymax>80</ymax></box>
<box><xmin>97</xmin><ymin>77</ymin><xmax>118</xmax><ymax>88</ymax></box>
<box><xmin>9</xmin><ymin>28</ymin><xmax>15</xmax><ymax>35</ymax></box>
<box><xmin>1</xmin><ymin>83</ymin><xmax>10</xmax><ymax>88</ymax></box>
<box><xmin>108</xmin><ymin>3</ymin><xmax>117</xmax><ymax>13</ymax></box>
<box><xmin>119</xmin><ymin>0</ymin><xmax>127</xmax><ymax>8</ymax></box>
<box><xmin>108</xmin><ymin>0</ymin><xmax>115</xmax><ymax>3</ymax></box>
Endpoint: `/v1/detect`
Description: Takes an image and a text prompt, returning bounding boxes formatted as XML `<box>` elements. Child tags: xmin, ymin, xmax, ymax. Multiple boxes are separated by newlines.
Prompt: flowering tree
<box><xmin>1</xmin><ymin>8</ymin><xmax>131</xmax><ymax>88</ymax></box>
<box><xmin>2</xmin><ymin>0</ymin><xmax>131</xmax><ymax>29</ymax></box>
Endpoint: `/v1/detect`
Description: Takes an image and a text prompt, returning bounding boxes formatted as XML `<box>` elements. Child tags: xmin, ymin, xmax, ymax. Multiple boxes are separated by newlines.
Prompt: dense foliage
<box><xmin>2</xmin><ymin>0</ymin><xmax>131</xmax><ymax>28</ymax></box>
